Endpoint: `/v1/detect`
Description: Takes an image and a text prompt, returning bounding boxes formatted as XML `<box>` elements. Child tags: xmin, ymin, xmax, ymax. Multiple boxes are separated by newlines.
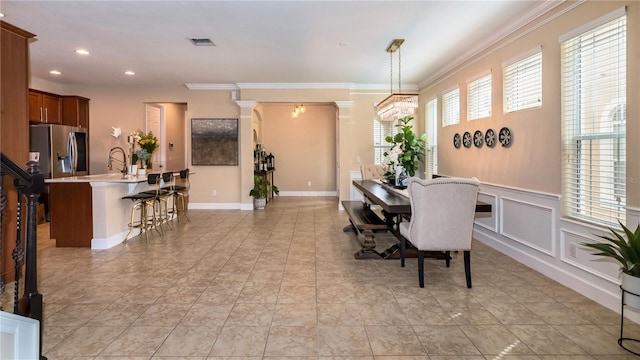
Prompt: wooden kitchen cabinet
<box><xmin>50</xmin><ymin>182</ymin><xmax>93</xmax><ymax>247</ymax></box>
<box><xmin>61</xmin><ymin>95</ymin><xmax>90</xmax><ymax>128</ymax></box>
<box><xmin>29</xmin><ymin>89</ymin><xmax>61</xmax><ymax>124</ymax></box>
<box><xmin>1</xmin><ymin>21</ymin><xmax>35</xmax><ymax>282</ymax></box>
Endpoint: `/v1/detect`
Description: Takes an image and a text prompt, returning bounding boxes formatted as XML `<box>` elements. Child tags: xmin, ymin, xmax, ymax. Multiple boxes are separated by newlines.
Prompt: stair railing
<box><xmin>0</xmin><ymin>152</ymin><xmax>46</xmax><ymax>359</ymax></box>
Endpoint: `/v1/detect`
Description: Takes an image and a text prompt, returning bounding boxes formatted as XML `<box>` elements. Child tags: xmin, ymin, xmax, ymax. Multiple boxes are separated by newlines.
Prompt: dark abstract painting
<box><xmin>191</xmin><ymin>118</ymin><xmax>238</xmax><ymax>165</ymax></box>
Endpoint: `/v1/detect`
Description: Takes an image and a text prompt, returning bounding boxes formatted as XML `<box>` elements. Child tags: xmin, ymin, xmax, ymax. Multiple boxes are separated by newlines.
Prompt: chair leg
<box><xmin>154</xmin><ymin>199</ymin><xmax>164</xmax><ymax>236</ymax></box>
<box><xmin>464</xmin><ymin>250</ymin><xmax>472</xmax><ymax>288</ymax></box>
<box><xmin>445</xmin><ymin>251</ymin><xmax>451</xmax><ymax>267</ymax></box>
<box><xmin>400</xmin><ymin>235</ymin><xmax>406</xmax><ymax>268</ymax></box>
<box><xmin>170</xmin><ymin>192</ymin><xmax>177</xmax><ymax>221</ymax></box>
<box><xmin>141</xmin><ymin>202</ymin><xmax>150</xmax><ymax>243</ymax></box>
<box><xmin>123</xmin><ymin>202</ymin><xmax>137</xmax><ymax>242</ymax></box>
<box><xmin>418</xmin><ymin>250</ymin><xmax>425</xmax><ymax>288</ymax></box>
<box><xmin>177</xmin><ymin>193</ymin><xmax>190</xmax><ymax>222</ymax></box>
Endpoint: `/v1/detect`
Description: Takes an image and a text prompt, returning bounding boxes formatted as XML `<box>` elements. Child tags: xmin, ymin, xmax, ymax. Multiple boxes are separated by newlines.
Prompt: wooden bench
<box><xmin>342</xmin><ymin>200</ymin><xmax>390</xmax><ymax>259</ymax></box>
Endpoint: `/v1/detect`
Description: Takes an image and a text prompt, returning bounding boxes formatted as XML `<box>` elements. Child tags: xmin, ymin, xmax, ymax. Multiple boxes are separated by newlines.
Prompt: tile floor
<box><xmin>5</xmin><ymin>196</ymin><xmax>640</xmax><ymax>359</ymax></box>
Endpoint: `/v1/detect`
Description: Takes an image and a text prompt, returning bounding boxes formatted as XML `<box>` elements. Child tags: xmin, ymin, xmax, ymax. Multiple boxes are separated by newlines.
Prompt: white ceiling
<box><xmin>1</xmin><ymin>1</ymin><xmax>560</xmax><ymax>88</ymax></box>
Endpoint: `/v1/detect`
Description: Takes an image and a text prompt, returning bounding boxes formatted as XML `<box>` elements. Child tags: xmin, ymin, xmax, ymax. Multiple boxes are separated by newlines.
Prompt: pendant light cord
<box><xmin>398</xmin><ymin>46</ymin><xmax>402</xmax><ymax>94</ymax></box>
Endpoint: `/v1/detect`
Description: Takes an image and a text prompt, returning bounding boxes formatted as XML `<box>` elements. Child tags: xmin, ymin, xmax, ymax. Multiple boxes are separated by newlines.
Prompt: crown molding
<box><xmin>235</xmin><ymin>100</ymin><xmax>256</xmax><ymax>108</ymax></box>
<box><xmin>185</xmin><ymin>82</ymin><xmax>418</xmax><ymax>91</ymax></box>
<box><xmin>185</xmin><ymin>83</ymin><xmax>239</xmax><ymax>90</ymax></box>
<box><xmin>351</xmin><ymin>83</ymin><xmax>419</xmax><ymax>91</ymax></box>
<box><xmin>419</xmin><ymin>0</ymin><xmax>572</xmax><ymax>89</ymax></box>
<box><xmin>334</xmin><ymin>101</ymin><xmax>354</xmax><ymax>108</ymax></box>
<box><xmin>237</xmin><ymin>83</ymin><xmax>353</xmax><ymax>90</ymax></box>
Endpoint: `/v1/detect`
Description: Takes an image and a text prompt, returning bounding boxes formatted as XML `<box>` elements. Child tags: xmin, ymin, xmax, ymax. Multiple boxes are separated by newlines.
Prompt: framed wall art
<box><xmin>191</xmin><ymin>118</ymin><xmax>239</xmax><ymax>165</ymax></box>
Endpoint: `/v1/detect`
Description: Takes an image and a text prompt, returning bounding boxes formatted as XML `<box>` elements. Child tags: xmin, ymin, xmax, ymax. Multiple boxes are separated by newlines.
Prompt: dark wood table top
<box><xmin>352</xmin><ymin>179</ymin><xmax>491</xmax><ymax>215</ymax></box>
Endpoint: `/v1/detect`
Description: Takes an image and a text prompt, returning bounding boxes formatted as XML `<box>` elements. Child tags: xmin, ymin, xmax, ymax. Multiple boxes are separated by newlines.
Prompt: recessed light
<box><xmin>74</xmin><ymin>49</ymin><xmax>89</xmax><ymax>55</ymax></box>
<box><xmin>124</xmin><ymin>71</ymin><xmax>135</xmax><ymax>76</ymax></box>
<box><xmin>339</xmin><ymin>41</ymin><xmax>351</xmax><ymax>47</ymax></box>
<box><xmin>49</xmin><ymin>70</ymin><xmax>61</xmax><ymax>75</ymax></box>
<box><xmin>0</xmin><ymin>13</ymin><xmax>5</xmax><ymax>18</ymax></box>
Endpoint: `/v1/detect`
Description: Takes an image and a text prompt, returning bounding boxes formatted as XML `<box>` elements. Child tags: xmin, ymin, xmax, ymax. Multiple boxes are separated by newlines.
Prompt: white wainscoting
<box><xmin>500</xmin><ymin>196</ymin><xmax>555</xmax><ymax>257</ymax></box>
<box><xmin>350</xmin><ymin>170</ymin><xmax>363</xmax><ymax>202</ymax></box>
<box><xmin>474</xmin><ymin>182</ymin><xmax>639</xmax><ymax>321</ymax></box>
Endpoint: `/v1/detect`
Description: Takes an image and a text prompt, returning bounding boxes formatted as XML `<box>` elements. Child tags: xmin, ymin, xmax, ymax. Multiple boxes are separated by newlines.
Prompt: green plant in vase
<box><xmin>582</xmin><ymin>221</ymin><xmax>640</xmax><ymax>277</ymax></box>
<box><xmin>249</xmin><ymin>175</ymin><xmax>279</xmax><ymax>209</ymax></box>
<box><xmin>382</xmin><ymin>115</ymin><xmax>427</xmax><ymax>180</ymax></box>
<box><xmin>582</xmin><ymin>221</ymin><xmax>640</xmax><ymax>308</ymax></box>
<box><xmin>133</xmin><ymin>149</ymin><xmax>150</xmax><ymax>168</ymax></box>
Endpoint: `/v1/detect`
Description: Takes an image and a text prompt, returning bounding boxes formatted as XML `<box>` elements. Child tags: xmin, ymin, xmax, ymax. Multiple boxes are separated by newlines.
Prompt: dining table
<box><xmin>348</xmin><ymin>179</ymin><xmax>492</xmax><ymax>259</ymax></box>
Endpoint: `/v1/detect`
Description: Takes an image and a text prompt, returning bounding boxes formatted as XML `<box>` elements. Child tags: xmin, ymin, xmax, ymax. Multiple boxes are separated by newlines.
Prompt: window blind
<box><xmin>467</xmin><ymin>73</ymin><xmax>492</xmax><ymax>120</ymax></box>
<box><xmin>442</xmin><ymin>87</ymin><xmax>460</xmax><ymax>127</ymax></box>
<box><xmin>426</xmin><ymin>97</ymin><xmax>438</xmax><ymax>176</ymax></box>
<box><xmin>503</xmin><ymin>51</ymin><xmax>542</xmax><ymax>113</ymax></box>
<box><xmin>373</xmin><ymin>118</ymin><xmax>399</xmax><ymax>165</ymax></box>
<box><xmin>561</xmin><ymin>11</ymin><xmax>626</xmax><ymax>227</ymax></box>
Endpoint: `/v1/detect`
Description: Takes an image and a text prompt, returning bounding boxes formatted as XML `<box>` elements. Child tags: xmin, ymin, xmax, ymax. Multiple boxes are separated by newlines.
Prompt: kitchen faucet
<box><xmin>107</xmin><ymin>146</ymin><xmax>129</xmax><ymax>177</ymax></box>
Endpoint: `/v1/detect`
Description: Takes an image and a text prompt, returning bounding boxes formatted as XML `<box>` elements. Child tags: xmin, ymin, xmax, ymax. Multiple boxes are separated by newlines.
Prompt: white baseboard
<box><xmin>279</xmin><ymin>191</ymin><xmax>337</xmax><ymax>196</ymax></box>
<box><xmin>189</xmin><ymin>202</ymin><xmax>248</xmax><ymax>210</ymax></box>
<box><xmin>92</xmin><ymin>230</ymin><xmax>130</xmax><ymax>249</ymax></box>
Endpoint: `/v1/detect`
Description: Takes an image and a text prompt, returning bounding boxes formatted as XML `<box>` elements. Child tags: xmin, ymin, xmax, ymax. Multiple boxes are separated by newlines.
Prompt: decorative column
<box><xmin>235</xmin><ymin>100</ymin><xmax>257</xmax><ymax>210</ymax></box>
<box><xmin>335</xmin><ymin>101</ymin><xmax>354</xmax><ymax>206</ymax></box>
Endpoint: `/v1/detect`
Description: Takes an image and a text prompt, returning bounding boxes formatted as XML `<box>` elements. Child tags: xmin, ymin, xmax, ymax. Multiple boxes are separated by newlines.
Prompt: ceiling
<box><xmin>1</xmin><ymin>1</ymin><xmax>560</xmax><ymax>88</ymax></box>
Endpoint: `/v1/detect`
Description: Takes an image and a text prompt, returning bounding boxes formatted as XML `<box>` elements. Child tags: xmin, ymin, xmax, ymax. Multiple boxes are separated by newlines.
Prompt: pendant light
<box><xmin>375</xmin><ymin>39</ymin><xmax>418</xmax><ymax>121</ymax></box>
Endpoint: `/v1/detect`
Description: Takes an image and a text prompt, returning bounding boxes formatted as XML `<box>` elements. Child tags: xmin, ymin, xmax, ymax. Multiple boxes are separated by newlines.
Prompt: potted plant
<box><xmin>582</xmin><ymin>221</ymin><xmax>640</xmax><ymax>307</ymax></box>
<box><xmin>132</xmin><ymin>148</ymin><xmax>150</xmax><ymax>175</ymax></box>
<box><xmin>249</xmin><ymin>174</ymin><xmax>279</xmax><ymax>209</ymax></box>
<box><xmin>382</xmin><ymin>115</ymin><xmax>427</xmax><ymax>186</ymax></box>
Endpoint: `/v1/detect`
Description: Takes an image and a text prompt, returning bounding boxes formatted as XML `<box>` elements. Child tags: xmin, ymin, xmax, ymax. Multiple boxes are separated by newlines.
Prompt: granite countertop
<box><xmin>45</xmin><ymin>173</ymin><xmax>147</xmax><ymax>183</ymax></box>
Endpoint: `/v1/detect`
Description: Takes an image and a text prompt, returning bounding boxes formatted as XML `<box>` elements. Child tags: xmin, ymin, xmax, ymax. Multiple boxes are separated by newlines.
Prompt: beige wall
<box><xmin>260</xmin><ymin>103</ymin><xmax>336</xmax><ymax>191</ymax></box>
<box><xmin>419</xmin><ymin>1</ymin><xmax>640</xmax><ymax>208</ymax></box>
<box><xmin>34</xmin><ymin>82</ymin><xmax>378</xmax><ymax>205</ymax></box>
<box><xmin>32</xmin><ymin>1</ymin><xmax>638</xmax><ymax>210</ymax></box>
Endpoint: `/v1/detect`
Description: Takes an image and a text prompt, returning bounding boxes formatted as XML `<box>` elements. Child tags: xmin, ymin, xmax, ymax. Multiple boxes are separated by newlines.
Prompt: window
<box><xmin>561</xmin><ymin>9</ymin><xmax>626</xmax><ymax>227</ymax></box>
<box><xmin>442</xmin><ymin>87</ymin><xmax>460</xmax><ymax>127</ymax></box>
<box><xmin>426</xmin><ymin>97</ymin><xmax>438</xmax><ymax>176</ymax></box>
<box><xmin>467</xmin><ymin>73</ymin><xmax>492</xmax><ymax>120</ymax></box>
<box><xmin>503</xmin><ymin>50</ymin><xmax>542</xmax><ymax>113</ymax></box>
<box><xmin>374</xmin><ymin>118</ymin><xmax>399</xmax><ymax>165</ymax></box>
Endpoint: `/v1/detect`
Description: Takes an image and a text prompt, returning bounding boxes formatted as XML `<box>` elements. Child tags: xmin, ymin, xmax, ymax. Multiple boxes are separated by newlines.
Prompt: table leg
<box><xmin>353</xmin><ymin>229</ymin><xmax>383</xmax><ymax>259</ymax></box>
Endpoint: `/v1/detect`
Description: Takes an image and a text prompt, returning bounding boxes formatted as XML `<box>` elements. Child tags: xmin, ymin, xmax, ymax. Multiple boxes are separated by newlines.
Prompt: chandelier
<box><xmin>291</xmin><ymin>104</ymin><xmax>306</xmax><ymax>118</ymax></box>
<box><xmin>376</xmin><ymin>39</ymin><xmax>418</xmax><ymax>122</ymax></box>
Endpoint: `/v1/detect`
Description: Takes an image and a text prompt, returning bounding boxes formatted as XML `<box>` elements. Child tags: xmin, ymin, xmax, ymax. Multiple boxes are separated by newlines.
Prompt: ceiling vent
<box><xmin>189</xmin><ymin>38</ymin><xmax>215</xmax><ymax>46</ymax></box>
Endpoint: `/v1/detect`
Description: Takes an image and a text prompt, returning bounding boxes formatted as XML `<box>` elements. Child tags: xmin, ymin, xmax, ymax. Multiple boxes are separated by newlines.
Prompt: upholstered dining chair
<box><xmin>399</xmin><ymin>176</ymin><xmax>480</xmax><ymax>288</ymax></box>
<box><xmin>360</xmin><ymin>164</ymin><xmax>387</xmax><ymax>180</ymax></box>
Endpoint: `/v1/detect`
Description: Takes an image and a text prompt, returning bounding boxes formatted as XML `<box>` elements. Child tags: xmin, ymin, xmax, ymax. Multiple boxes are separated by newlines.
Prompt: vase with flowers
<box><xmin>382</xmin><ymin>115</ymin><xmax>427</xmax><ymax>187</ymax></box>
<box><xmin>130</xmin><ymin>130</ymin><xmax>159</xmax><ymax>170</ymax></box>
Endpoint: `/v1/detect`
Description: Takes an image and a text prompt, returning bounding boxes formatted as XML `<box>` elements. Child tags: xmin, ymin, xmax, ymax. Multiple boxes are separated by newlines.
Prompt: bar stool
<box><xmin>166</xmin><ymin>169</ymin><xmax>190</xmax><ymax>222</ymax></box>
<box><xmin>122</xmin><ymin>174</ymin><xmax>162</xmax><ymax>242</ymax></box>
<box><xmin>140</xmin><ymin>172</ymin><xmax>173</xmax><ymax>232</ymax></box>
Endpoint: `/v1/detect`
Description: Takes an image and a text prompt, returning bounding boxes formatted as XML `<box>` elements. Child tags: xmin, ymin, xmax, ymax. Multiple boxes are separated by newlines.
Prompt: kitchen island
<box><xmin>47</xmin><ymin>173</ymin><xmax>154</xmax><ymax>249</ymax></box>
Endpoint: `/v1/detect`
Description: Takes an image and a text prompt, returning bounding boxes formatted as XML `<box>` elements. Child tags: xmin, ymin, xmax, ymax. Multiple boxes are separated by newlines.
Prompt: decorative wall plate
<box><xmin>499</xmin><ymin>127</ymin><xmax>512</xmax><ymax>147</ymax></box>
<box><xmin>453</xmin><ymin>133</ymin><xmax>461</xmax><ymax>148</ymax></box>
<box><xmin>485</xmin><ymin>129</ymin><xmax>496</xmax><ymax>148</ymax></box>
<box><xmin>473</xmin><ymin>130</ymin><xmax>483</xmax><ymax>148</ymax></box>
<box><xmin>463</xmin><ymin>131</ymin><xmax>472</xmax><ymax>148</ymax></box>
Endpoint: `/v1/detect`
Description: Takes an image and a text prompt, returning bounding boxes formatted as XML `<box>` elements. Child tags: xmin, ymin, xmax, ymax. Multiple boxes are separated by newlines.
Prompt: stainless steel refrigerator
<box><xmin>29</xmin><ymin>124</ymin><xmax>89</xmax><ymax>219</ymax></box>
